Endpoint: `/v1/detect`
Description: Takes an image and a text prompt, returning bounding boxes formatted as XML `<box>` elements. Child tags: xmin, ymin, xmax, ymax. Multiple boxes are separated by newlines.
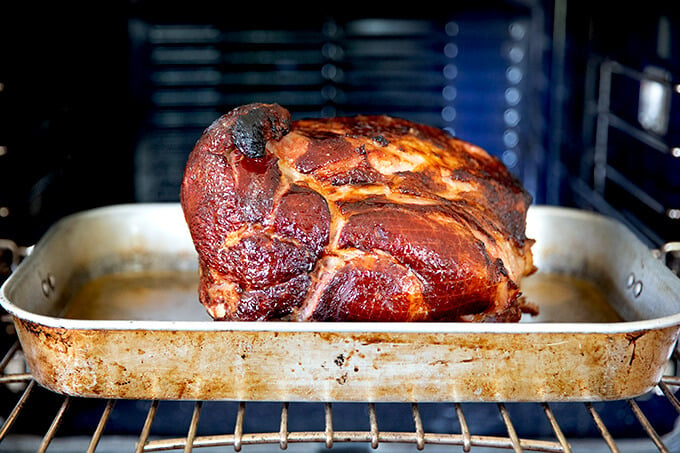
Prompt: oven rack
<box><xmin>1</xmin><ymin>322</ymin><xmax>679</xmax><ymax>453</ymax></box>
<box><xmin>572</xmin><ymin>57</ymin><xmax>679</xmax><ymax>247</ymax></box>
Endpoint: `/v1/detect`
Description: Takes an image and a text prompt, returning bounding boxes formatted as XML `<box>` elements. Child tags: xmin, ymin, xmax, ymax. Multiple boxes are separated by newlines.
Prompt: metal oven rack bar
<box><xmin>1</xmin><ymin>319</ymin><xmax>679</xmax><ymax>452</ymax></box>
<box><xmin>573</xmin><ymin>57</ymin><xmax>679</xmax><ymax>247</ymax></box>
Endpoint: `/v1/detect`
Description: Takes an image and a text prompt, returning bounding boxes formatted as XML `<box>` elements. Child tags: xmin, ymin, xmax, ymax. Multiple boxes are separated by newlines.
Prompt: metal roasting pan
<box><xmin>1</xmin><ymin>203</ymin><xmax>680</xmax><ymax>403</ymax></box>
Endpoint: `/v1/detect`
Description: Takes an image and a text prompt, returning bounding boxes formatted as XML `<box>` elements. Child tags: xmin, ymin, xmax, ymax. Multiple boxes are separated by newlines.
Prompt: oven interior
<box><xmin>1</xmin><ymin>1</ymin><xmax>679</xmax><ymax>451</ymax></box>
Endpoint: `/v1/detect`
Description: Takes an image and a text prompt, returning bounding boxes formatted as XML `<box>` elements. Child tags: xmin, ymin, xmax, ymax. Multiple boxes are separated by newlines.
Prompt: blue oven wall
<box><xmin>129</xmin><ymin>3</ymin><xmax>547</xmax><ymax>205</ymax></box>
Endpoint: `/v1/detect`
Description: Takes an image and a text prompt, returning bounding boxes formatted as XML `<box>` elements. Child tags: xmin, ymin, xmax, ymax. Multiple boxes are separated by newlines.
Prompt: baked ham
<box><xmin>181</xmin><ymin>103</ymin><xmax>536</xmax><ymax>322</ymax></box>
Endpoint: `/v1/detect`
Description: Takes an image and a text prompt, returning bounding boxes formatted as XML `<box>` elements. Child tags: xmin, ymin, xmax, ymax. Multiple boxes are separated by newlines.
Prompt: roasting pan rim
<box><xmin>2</xmin><ymin>308</ymin><xmax>680</xmax><ymax>334</ymax></box>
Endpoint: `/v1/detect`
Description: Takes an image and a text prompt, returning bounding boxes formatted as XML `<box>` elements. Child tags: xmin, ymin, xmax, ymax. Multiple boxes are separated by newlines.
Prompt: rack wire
<box><xmin>1</xmin><ymin>317</ymin><xmax>679</xmax><ymax>452</ymax></box>
<box><xmin>572</xmin><ymin>57</ymin><xmax>679</xmax><ymax>248</ymax></box>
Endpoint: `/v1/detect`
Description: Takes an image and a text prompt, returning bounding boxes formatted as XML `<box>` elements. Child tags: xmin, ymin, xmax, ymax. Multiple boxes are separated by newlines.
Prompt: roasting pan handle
<box><xmin>654</xmin><ymin>242</ymin><xmax>680</xmax><ymax>278</ymax></box>
<box><xmin>0</xmin><ymin>239</ymin><xmax>30</xmax><ymax>281</ymax></box>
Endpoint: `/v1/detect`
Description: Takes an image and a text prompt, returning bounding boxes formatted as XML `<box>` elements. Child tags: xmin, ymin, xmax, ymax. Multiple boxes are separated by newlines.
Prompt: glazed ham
<box><xmin>181</xmin><ymin>103</ymin><xmax>535</xmax><ymax>322</ymax></box>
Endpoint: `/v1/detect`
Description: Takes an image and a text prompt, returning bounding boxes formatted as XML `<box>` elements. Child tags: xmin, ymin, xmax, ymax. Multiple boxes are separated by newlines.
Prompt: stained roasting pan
<box><xmin>1</xmin><ymin>204</ymin><xmax>680</xmax><ymax>402</ymax></box>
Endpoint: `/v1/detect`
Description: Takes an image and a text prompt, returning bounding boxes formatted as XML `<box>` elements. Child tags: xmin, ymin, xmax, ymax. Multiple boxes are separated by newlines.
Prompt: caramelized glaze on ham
<box><xmin>181</xmin><ymin>103</ymin><xmax>535</xmax><ymax>322</ymax></box>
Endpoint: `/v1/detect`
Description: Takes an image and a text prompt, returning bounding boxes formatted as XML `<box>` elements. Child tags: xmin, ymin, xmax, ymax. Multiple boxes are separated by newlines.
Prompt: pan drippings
<box><xmin>60</xmin><ymin>268</ymin><xmax>620</xmax><ymax>323</ymax></box>
<box><xmin>520</xmin><ymin>273</ymin><xmax>622</xmax><ymax>323</ymax></box>
<box><xmin>61</xmin><ymin>270</ymin><xmax>210</xmax><ymax>321</ymax></box>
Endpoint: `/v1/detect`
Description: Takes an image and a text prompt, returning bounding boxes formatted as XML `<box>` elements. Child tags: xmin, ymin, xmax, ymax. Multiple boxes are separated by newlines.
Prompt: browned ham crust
<box><xmin>181</xmin><ymin>103</ymin><xmax>535</xmax><ymax>322</ymax></box>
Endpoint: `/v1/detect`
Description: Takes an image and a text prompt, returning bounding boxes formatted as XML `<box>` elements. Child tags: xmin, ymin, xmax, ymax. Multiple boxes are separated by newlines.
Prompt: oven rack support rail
<box><xmin>1</xmin><ymin>332</ymin><xmax>679</xmax><ymax>453</ymax></box>
<box><xmin>573</xmin><ymin>57</ymin><xmax>679</xmax><ymax>248</ymax></box>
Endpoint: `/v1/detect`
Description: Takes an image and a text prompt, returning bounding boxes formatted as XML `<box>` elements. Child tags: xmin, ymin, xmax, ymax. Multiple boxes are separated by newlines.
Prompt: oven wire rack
<box><xmin>0</xmin><ymin>315</ymin><xmax>679</xmax><ymax>453</ymax></box>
